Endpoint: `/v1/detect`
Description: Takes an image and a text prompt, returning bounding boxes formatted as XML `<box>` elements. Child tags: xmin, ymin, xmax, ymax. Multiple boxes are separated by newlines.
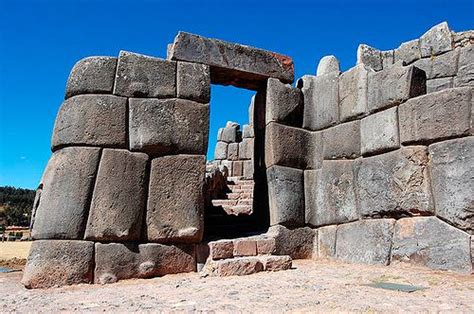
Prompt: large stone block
<box><xmin>242</xmin><ymin>124</ymin><xmax>254</xmax><ymax>138</ymax></box>
<box><xmin>316</xmin><ymin>225</ymin><xmax>337</xmax><ymax>259</ymax></box>
<box><xmin>426</xmin><ymin>77</ymin><xmax>453</xmax><ymax>93</ymax></box>
<box><xmin>454</xmin><ymin>45</ymin><xmax>474</xmax><ymax>87</ymax></box>
<box><xmin>146</xmin><ymin>155</ymin><xmax>205</xmax><ymax>243</ymax></box>
<box><xmin>209</xmin><ymin>240</ymin><xmax>234</xmax><ymax>260</ymax></box>
<box><xmin>227</xmin><ymin>142</ymin><xmax>239</xmax><ymax>161</ymax></box>
<box><xmin>219</xmin><ymin>124</ymin><xmax>240</xmax><ymax>143</ymax></box>
<box><xmin>336</xmin><ymin>219</ymin><xmax>395</xmax><ymax>265</ymax></box>
<box><xmin>114</xmin><ymin>51</ymin><xmax>176</xmax><ymax>98</ymax></box>
<box><xmin>367</xmin><ymin>63</ymin><xmax>426</xmax><ymax>113</ymax></box>
<box><xmin>354</xmin><ymin>146</ymin><xmax>434</xmax><ymax>218</ymax></box>
<box><xmin>214</xmin><ymin>141</ymin><xmax>228</xmax><ymax>160</ymax></box>
<box><xmin>52</xmin><ymin>95</ymin><xmax>127</xmax><ymax>150</ymax></box>
<box><xmin>22</xmin><ymin>240</ymin><xmax>94</xmax><ymax>289</ymax></box>
<box><xmin>399</xmin><ymin>87</ymin><xmax>472</xmax><ymax>144</ymax></box>
<box><xmin>429</xmin><ymin>137</ymin><xmax>474</xmax><ymax>234</ymax></box>
<box><xmin>169</xmin><ymin>32</ymin><xmax>294</xmax><ymax>90</ymax></box>
<box><xmin>360</xmin><ymin>107</ymin><xmax>400</xmax><ymax>155</ymax></box>
<box><xmin>216</xmin><ymin>257</ymin><xmax>264</xmax><ymax>276</ymax></box>
<box><xmin>419</xmin><ymin>22</ymin><xmax>453</xmax><ymax>57</ymax></box>
<box><xmin>239</xmin><ymin>137</ymin><xmax>254</xmax><ymax>160</ymax></box>
<box><xmin>65</xmin><ymin>56</ymin><xmax>117</xmax><ymax>99</ymax></box>
<box><xmin>242</xmin><ymin>160</ymin><xmax>254</xmax><ymax>179</ymax></box>
<box><xmin>31</xmin><ymin>147</ymin><xmax>101</xmax><ymax>239</ymax></box>
<box><xmin>266</xmin><ymin>78</ymin><xmax>303</xmax><ymax>127</ymax></box>
<box><xmin>299</xmin><ymin>74</ymin><xmax>339</xmax><ymax>130</ymax></box>
<box><xmin>265</xmin><ymin>122</ymin><xmax>322</xmax><ymax>170</ymax></box>
<box><xmin>176</xmin><ymin>61</ymin><xmax>210</xmax><ymax>103</ymax></box>
<box><xmin>267</xmin><ymin>165</ymin><xmax>304</xmax><ymax>227</ymax></box>
<box><xmin>94</xmin><ymin>242</ymin><xmax>196</xmax><ymax>284</ymax></box>
<box><xmin>394</xmin><ymin>39</ymin><xmax>421</xmax><ymax>65</ymax></box>
<box><xmin>305</xmin><ymin>161</ymin><xmax>358</xmax><ymax>227</ymax></box>
<box><xmin>339</xmin><ymin>64</ymin><xmax>369</xmax><ymax>121</ymax></box>
<box><xmin>267</xmin><ymin>225</ymin><xmax>315</xmax><ymax>259</ymax></box>
<box><xmin>129</xmin><ymin>98</ymin><xmax>209</xmax><ymax>156</ymax></box>
<box><xmin>322</xmin><ymin>120</ymin><xmax>360</xmax><ymax>159</ymax></box>
<box><xmin>84</xmin><ymin>149</ymin><xmax>148</xmax><ymax>241</ymax></box>
<box><xmin>316</xmin><ymin>55</ymin><xmax>340</xmax><ymax>76</ymax></box>
<box><xmin>392</xmin><ymin>217</ymin><xmax>471</xmax><ymax>274</ymax></box>
<box><xmin>381</xmin><ymin>50</ymin><xmax>394</xmax><ymax>68</ymax></box>
<box><xmin>357</xmin><ymin>44</ymin><xmax>382</xmax><ymax>71</ymax></box>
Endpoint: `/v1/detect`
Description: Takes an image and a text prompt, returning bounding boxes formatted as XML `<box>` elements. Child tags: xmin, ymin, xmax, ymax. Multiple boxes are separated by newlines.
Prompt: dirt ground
<box><xmin>1</xmin><ymin>259</ymin><xmax>473</xmax><ymax>312</ymax></box>
<box><xmin>0</xmin><ymin>241</ymin><xmax>31</xmax><ymax>260</ymax></box>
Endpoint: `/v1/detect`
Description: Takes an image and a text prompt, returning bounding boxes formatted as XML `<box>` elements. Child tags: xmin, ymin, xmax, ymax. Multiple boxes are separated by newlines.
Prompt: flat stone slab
<box><xmin>169</xmin><ymin>32</ymin><xmax>294</xmax><ymax>90</ymax></box>
<box><xmin>267</xmin><ymin>225</ymin><xmax>315</xmax><ymax>259</ymax></box>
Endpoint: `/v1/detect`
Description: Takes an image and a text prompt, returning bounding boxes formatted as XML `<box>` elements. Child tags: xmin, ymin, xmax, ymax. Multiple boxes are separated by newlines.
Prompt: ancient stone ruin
<box><xmin>23</xmin><ymin>22</ymin><xmax>473</xmax><ymax>288</ymax></box>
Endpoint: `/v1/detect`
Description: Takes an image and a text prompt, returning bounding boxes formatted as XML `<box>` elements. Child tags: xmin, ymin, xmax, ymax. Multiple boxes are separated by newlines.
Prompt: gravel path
<box><xmin>1</xmin><ymin>259</ymin><xmax>473</xmax><ymax>312</ymax></box>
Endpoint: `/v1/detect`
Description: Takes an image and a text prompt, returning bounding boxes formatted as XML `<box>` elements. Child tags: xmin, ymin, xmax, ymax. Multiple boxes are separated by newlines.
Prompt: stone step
<box><xmin>212</xmin><ymin>199</ymin><xmax>238</xmax><ymax>207</ymax></box>
<box><xmin>201</xmin><ymin>255</ymin><xmax>292</xmax><ymax>277</ymax></box>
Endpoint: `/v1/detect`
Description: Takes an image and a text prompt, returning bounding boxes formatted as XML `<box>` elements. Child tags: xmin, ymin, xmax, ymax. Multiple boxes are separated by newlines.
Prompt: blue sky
<box><xmin>0</xmin><ymin>0</ymin><xmax>472</xmax><ymax>189</ymax></box>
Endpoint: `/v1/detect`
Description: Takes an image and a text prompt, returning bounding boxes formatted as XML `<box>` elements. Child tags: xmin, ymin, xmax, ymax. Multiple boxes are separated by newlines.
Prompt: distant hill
<box><xmin>0</xmin><ymin>186</ymin><xmax>36</xmax><ymax>227</ymax></box>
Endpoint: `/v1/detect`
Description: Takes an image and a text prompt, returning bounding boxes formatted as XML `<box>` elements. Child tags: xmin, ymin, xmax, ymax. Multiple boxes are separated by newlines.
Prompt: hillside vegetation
<box><xmin>0</xmin><ymin>186</ymin><xmax>35</xmax><ymax>227</ymax></box>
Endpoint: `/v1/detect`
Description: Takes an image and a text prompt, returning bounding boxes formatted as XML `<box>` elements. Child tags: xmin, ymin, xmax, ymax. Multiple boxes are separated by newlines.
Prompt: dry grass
<box><xmin>0</xmin><ymin>241</ymin><xmax>31</xmax><ymax>260</ymax></box>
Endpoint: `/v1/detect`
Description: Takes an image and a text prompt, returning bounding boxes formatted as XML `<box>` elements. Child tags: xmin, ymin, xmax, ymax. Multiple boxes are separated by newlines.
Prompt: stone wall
<box><xmin>265</xmin><ymin>22</ymin><xmax>473</xmax><ymax>274</ymax></box>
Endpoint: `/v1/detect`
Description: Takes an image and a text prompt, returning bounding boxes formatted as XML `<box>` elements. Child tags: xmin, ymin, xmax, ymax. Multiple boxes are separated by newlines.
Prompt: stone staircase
<box><xmin>211</xmin><ymin>176</ymin><xmax>254</xmax><ymax>216</ymax></box>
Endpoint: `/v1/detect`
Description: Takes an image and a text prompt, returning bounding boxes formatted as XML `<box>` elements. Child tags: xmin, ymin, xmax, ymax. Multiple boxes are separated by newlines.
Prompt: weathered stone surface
<box><xmin>299</xmin><ymin>74</ymin><xmax>339</xmax><ymax>130</ymax></box>
<box><xmin>426</xmin><ymin>77</ymin><xmax>453</xmax><ymax>93</ymax></box>
<box><xmin>339</xmin><ymin>64</ymin><xmax>369</xmax><ymax>121</ymax></box>
<box><xmin>227</xmin><ymin>143</ymin><xmax>239</xmax><ymax>161</ymax></box>
<box><xmin>430</xmin><ymin>49</ymin><xmax>459</xmax><ymax>78</ymax></box>
<box><xmin>221</xmin><ymin>160</ymin><xmax>232</xmax><ymax>175</ymax></box>
<box><xmin>305</xmin><ymin>161</ymin><xmax>358</xmax><ymax>227</ymax></box>
<box><xmin>114</xmin><ymin>51</ymin><xmax>176</xmax><ymax>98</ymax></box>
<box><xmin>354</xmin><ymin>146</ymin><xmax>434</xmax><ymax>218</ymax></box>
<box><xmin>248</xmin><ymin>96</ymin><xmax>255</xmax><ymax>126</ymax></box>
<box><xmin>242</xmin><ymin>124</ymin><xmax>254</xmax><ymax>138</ymax></box>
<box><xmin>177</xmin><ymin>61</ymin><xmax>210</xmax><ymax>103</ymax></box>
<box><xmin>454</xmin><ymin>45</ymin><xmax>474</xmax><ymax>87</ymax></box>
<box><xmin>214</xmin><ymin>141</ymin><xmax>228</xmax><ymax>160</ymax></box>
<box><xmin>265</xmin><ymin>122</ymin><xmax>322</xmax><ymax>170</ymax></box>
<box><xmin>392</xmin><ymin>217</ymin><xmax>472</xmax><ymax>274</ymax></box>
<box><xmin>256</xmin><ymin>238</ymin><xmax>276</xmax><ymax>255</ymax></box>
<box><xmin>367</xmin><ymin>62</ymin><xmax>426</xmax><ymax>113</ymax></box>
<box><xmin>322</xmin><ymin>120</ymin><xmax>360</xmax><ymax>159</ymax></box>
<box><xmin>419</xmin><ymin>22</ymin><xmax>453</xmax><ymax>57</ymax></box>
<box><xmin>65</xmin><ymin>56</ymin><xmax>117</xmax><ymax>99</ymax></box>
<box><xmin>219</xmin><ymin>125</ymin><xmax>240</xmax><ymax>143</ymax></box>
<box><xmin>169</xmin><ymin>32</ymin><xmax>294</xmax><ymax>90</ymax></box>
<box><xmin>267</xmin><ymin>165</ymin><xmax>304</xmax><ymax>227</ymax></box>
<box><xmin>316</xmin><ymin>55</ymin><xmax>340</xmax><ymax>76</ymax></box>
<box><xmin>239</xmin><ymin>137</ymin><xmax>254</xmax><ymax>160</ymax></box>
<box><xmin>31</xmin><ymin>147</ymin><xmax>101</xmax><ymax>239</ymax></box>
<box><xmin>94</xmin><ymin>243</ymin><xmax>196</xmax><ymax>284</ymax></box>
<box><xmin>394</xmin><ymin>39</ymin><xmax>421</xmax><ymax>65</ymax></box>
<box><xmin>210</xmin><ymin>240</ymin><xmax>234</xmax><ymax>260</ymax></box>
<box><xmin>316</xmin><ymin>225</ymin><xmax>337</xmax><ymax>259</ymax></box>
<box><xmin>357</xmin><ymin>44</ymin><xmax>382</xmax><ymax>71</ymax></box>
<box><xmin>381</xmin><ymin>50</ymin><xmax>394</xmax><ymax>68</ymax></box>
<box><xmin>129</xmin><ymin>98</ymin><xmax>209</xmax><ymax>156</ymax></box>
<box><xmin>429</xmin><ymin>137</ymin><xmax>474</xmax><ymax>234</ymax></box>
<box><xmin>217</xmin><ymin>257</ymin><xmax>263</xmax><ymax>276</ymax></box>
<box><xmin>336</xmin><ymin>219</ymin><xmax>395</xmax><ymax>265</ymax></box>
<box><xmin>266</xmin><ymin>78</ymin><xmax>303</xmax><ymax>127</ymax></box>
<box><xmin>260</xmin><ymin>255</ymin><xmax>292</xmax><ymax>271</ymax></box>
<box><xmin>267</xmin><ymin>225</ymin><xmax>315</xmax><ymax>259</ymax></box>
<box><xmin>22</xmin><ymin>240</ymin><xmax>94</xmax><ymax>289</ymax></box>
<box><xmin>242</xmin><ymin>160</ymin><xmax>254</xmax><ymax>179</ymax></box>
<box><xmin>233</xmin><ymin>239</ymin><xmax>257</xmax><ymax>257</ymax></box>
<box><xmin>52</xmin><ymin>95</ymin><xmax>127</xmax><ymax>150</ymax></box>
<box><xmin>360</xmin><ymin>107</ymin><xmax>400</xmax><ymax>155</ymax></box>
<box><xmin>146</xmin><ymin>155</ymin><xmax>205</xmax><ymax>243</ymax></box>
<box><xmin>233</xmin><ymin>161</ymin><xmax>243</xmax><ymax>177</ymax></box>
<box><xmin>399</xmin><ymin>87</ymin><xmax>472</xmax><ymax>144</ymax></box>
<box><xmin>453</xmin><ymin>30</ymin><xmax>474</xmax><ymax>48</ymax></box>
<box><xmin>85</xmin><ymin>149</ymin><xmax>148</xmax><ymax>241</ymax></box>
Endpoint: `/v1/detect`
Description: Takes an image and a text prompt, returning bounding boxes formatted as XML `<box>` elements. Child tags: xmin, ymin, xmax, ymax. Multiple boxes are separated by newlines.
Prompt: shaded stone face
<box><xmin>65</xmin><ymin>56</ymin><xmax>117</xmax><ymax>99</ymax></box>
<box><xmin>322</xmin><ymin>120</ymin><xmax>361</xmax><ymax>159</ymax></box>
<box><xmin>392</xmin><ymin>217</ymin><xmax>471</xmax><ymax>274</ymax></box>
<box><xmin>146</xmin><ymin>155</ymin><xmax>205</xmax><ymax>243</ymax></box>
<box><xmin>52</xmin><ymin>95</ymin><xmax>127</xmax><ymax>150</ymax></box>
<box><xmin>31</xmin><ymin>147</ymin><xmax>101</xmax><ymax>240</ymax></box>
<box><xmin>454</xmin><ymin>45</ymin><xmax>474</xmax><ymax>87</ymax></box>
<box><xmin>394</xmin><ymin>39</ymin><xmax>421</xmax><ymax>65</ymax></box>
<box><xmin>84</xmin><ymin>149</ymin><xmax>148</xmax><ymax>241</ymax></box>
<box><xmin>266</xmin><ymin>78</ymin><xmax>303</xmax><ymax>127</ymax></box>
<box><xmin>176</xmin><ymin>61</ymin><xmax>211</xmax><ymax>103</ymax></box>
<box><xmin>21</xmin><ymin>240</ymin><xmax>94</xmax><ymax>289</ymax></box>
<box><xmin>267</xmin><ymin>225</ymin><xmax>315</xmax><ymax>259</ymax></box>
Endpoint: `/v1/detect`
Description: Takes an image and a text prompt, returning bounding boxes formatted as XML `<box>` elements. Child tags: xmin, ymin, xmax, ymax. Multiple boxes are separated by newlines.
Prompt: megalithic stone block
<box><xmin>214</xmin><ymin>141</ymin><xmax>228</xmax><ymax>160</ymax></box>
<box><xmin>339</xmin><ymin>64</ymin><xmax>369</xmax><ymax>122</ymax></box>
<box><xmin>177</xmin><ymin>61</ymin><xmax>211</xmax><ymax>103</ymax></box>
<box><xmin>65</xmin><ymin>56</ymin><xmax>117</xmax><ymax>99</ymax></box>
<box><xmin>239</xmin><ymin>137</ymin><xmax>254</xmax><ymax>160</ymax></box>
<box><xmin>360</xmin><ymin>106</ymin><xmax>400</xmax><ymax>156</ymax></box>
<box><xmin>265</xmin><ymin>78</ymin><xmax>303</xmax><ymax>127</ymax></box>
<box><xmin>129</xmin><ymin>98</ymin><xmax>209</xmax><ymax>156</ymax></box>
<box><xmin>218</xmin><ymin>123</ymin><xmax>240</xmax><ymax>143</ymax></box>
<box><xmin>367</xmin><ymin>62</ymin><xmax>426</xmax><ymax>113</ymax></box>
<box><xmin>267</xmin><ymin>225</ymin><xmax>315</xmax><ymax>259</ymax></box>
<box><xmin>227</xmin><ymin>142</ymin><xmax>239</xmax><ymax>161</ymax></box>
<box><xmin>429</xmin><ymin>137</ymin><xmax>474</xmax><ymax>234</ymax></box>
<box><xmin>454</xmin><ymin>45</ymin><xmax>474</xmax><ymax>88</ymax></box>
<box><xmin>357</xmin><ymin>44</ymin><xmax>382</xmax><ymax>71</ymax></box>
<box><xmin>267</xmin><ymin>165</ymin><xmax>304</xmax><ymax>227</ymax></box>
<box><xmin>392</xmin><ymin>217</ymin><xmax>472</xmax><ymax>274</ymax></box>
<box><xmin>31</xmin><ymin>147</ymin><xmax>101</xmax><ymax>240</ymax></box>
<box><xmin>322</xmin><ymin>120</ymin><xmax>361</xmax><ymax>159</ymax></box>
<box><xmin>353</xmin><ymin>146</ymin><xmax>434</xmax><ymax>218</ymax></box>
<box><xmin>298</xmin><ymin>74</ymin><xmax>339</xmax><ymax>130</ymax></box>
<box><xmin>419</xmin><ymin>22</ymin><xmax>453</xmax><ymax>57</ymax></box>
<box><xmin>242</xmin><ymin>124</ymin><xmax>254</xmax><ymax>138</ymax></box>
<box><xmin>399</xmin><ymin>87</ymin><xmax>473</xmax><ymax>144</ymax></box>
<box><xmin>114</xmin><ymin>51</ymin><xmax>176</xmax><ymax>98</ymax></box>
<box><xmin>51</xmin><ymin>95</ymin><xmax>127</xmax><ymax>151</ymax></box>
<box><xmin>84</xmin><ymin>149</ymin><xmax>148</xmax><ymax>241</ymax></box>
<box><xmin>22</xmin><ymin>240</ymin><xmax>94</xmax><ymax>289</ymax></box>
<box><xmin>146</xmin><ymin>155</ymin><xmax>205</xmax><ymax>243</ymax></box>
<box><xmin>394</xmin><ymin>39</ymin><xmax>421</xmax><ymax>65</ymax></box>
<box><xmin>316</xmin><ymin>225</ymin><xmax>337</xmax><ymax>259</ymax></box>
<box><xmin>381</xmin><ymin>50</ymin><xmax>394</xmax><ymax>68</ymax></box>
<box><xmin>242</xmin><ymin>159</ymin><xmax>254</xmax><ymax>179</ymax></box>
<box><xmin>426</xmin><ymin>77</ymin><xmax>454</xmax><ymax>93</ymax></box>
<box><xmin>316</xmin><ymin>55</ymin><xmax>340</xmax><ymax>76</ymax></box>
<box><xmin>168</xmin><ymin>32</ymin><xmax>294</xmax><ymax>90</ymax></box>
